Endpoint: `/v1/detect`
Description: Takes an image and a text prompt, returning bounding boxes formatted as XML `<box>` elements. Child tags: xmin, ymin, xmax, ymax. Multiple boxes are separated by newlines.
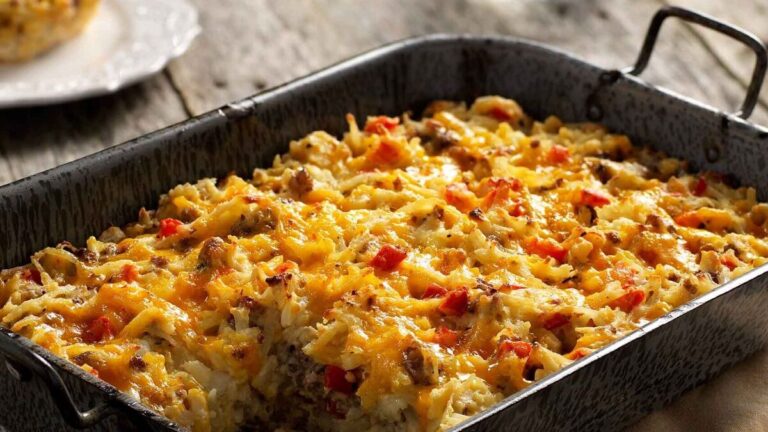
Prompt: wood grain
<box><xmin>0</xmin><ymin>74</ymin><xmax>188</xmax><ymax>185</ymax></box>
<box><xmin>630</xmin><ymin>347</ymin><xmax>768</xmax><ymax>432</ymax></box>
<box><xmin>661</xmin><ymin>0</ymin><xmax>768</xmax><ymax>124</ymax></box>
<box><xmin>3</xmin><ymin>0</ymin><xmax>764</xmax><ymax>188</ymax></box>
<box><xmin>167</xmin><ymin>0</ymin><xmax>761</xmax><ymax>126</ymax></box>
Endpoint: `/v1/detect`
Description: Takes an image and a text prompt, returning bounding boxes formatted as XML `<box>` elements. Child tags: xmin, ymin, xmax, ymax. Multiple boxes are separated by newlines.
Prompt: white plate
<box><xmin>0</xmin><ymin>0</ymin><xmax>199</xmax><ymax>108</ymax></box>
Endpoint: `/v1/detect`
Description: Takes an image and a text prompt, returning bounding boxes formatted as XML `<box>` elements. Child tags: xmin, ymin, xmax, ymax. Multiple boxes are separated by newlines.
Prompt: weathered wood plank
<box><xmin>630</xmin><ymin>348</ymin><xmax>768</xmax><ymax>432</ymax></box>
<box><xmin>168</xmin><ymin>0</ymin><xmax>756</xmax><ymax>128</ymax></box>
<box><xmin>0</xmin><ymin>73</ymin><xmax>188</xmax><ymax>185</ymax></box>
<box><xmin>657</xmin><ymin>0</ymin><xmax>768</xmax><ymax>125</ymax></box>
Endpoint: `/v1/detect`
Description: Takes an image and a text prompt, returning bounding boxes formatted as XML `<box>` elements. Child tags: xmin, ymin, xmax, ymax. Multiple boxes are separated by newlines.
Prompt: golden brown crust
<box><xmin>2</xmin><ymin>96</ymin><xmax>768</xmax><ymax>431</ymax></box>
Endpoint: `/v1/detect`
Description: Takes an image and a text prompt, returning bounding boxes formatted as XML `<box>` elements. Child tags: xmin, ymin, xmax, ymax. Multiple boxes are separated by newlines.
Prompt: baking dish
<box><xmin>1</xmin><ymin>6</ymin><xmax>767</xmax><ymax>431</ymax></box>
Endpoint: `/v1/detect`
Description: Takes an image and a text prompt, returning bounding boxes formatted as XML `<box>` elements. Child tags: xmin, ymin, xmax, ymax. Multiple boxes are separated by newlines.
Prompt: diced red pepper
<box><xmin>444</xmin><ymin>183</ymin><xmax>476</xmax><ymax>213</ymax></box>
<box><xmin>547</xmin><ymin>144</ymin><xmax>570</xmax><ymax>164</ymax></box>
<box><xmin>422</xmin><ymin>283</ymin><xmax>448</xmax><ymax>299</ymax></box>
<box><xmin>82</xmin><ymin>316</ymin><xmax>115</xmax><ymax>343</ymax></box>
<box><xmin>370</xmin><ymin>244</ymin><xmax>407</xmax><ymax>271</ymax></box>
<box><xmin>275</xmin><ymin>261</ymin><xmax>296</xmax><ymax>274</ymax></box>
<box><xmin>525</xmin><ymin>238</ymin><xmax>568</xmax><ymax>263</ymax></box>
<box><xmin>483</xmin><ymin>188</ymin><xmax>509</xmax><ymax>209</ymax></box>
<box><xmin>693</xmin><ymin>176</ymin><xmax>707</xmax><ymax>196</ymax></box>
<box><xmin>158</xmin><ymin>218</ymin><xmax>183</xmax><ymax>238</ymax></box>
<box><xmin>567</xmin><ymin>349</ymin><xmax>588</xmax><ymax>360</ymax></box>
<box><xmin>489</xmin><ymin>106</ymin><xmax>514</xmax><ymax>122</ymax></box>
<box><xmin>242</xmin><ymin>194</ymin><xmax>260</xmax><ymax>204</ymax></box>
<box><xmin>434</xmin><ymin>326</ymin><xmax>460</xmax><ymax>347</ymax></box>
<box><xmin>487</xmin><ymin>177</ymin><xmax>523</xmax><ymax>192</ymax></box>
<box><xmin>611</xmin><ymin>264</ymin><xmax>638</xmax><ymax>289</ymax></box>
<box><xmin>324</xmin><ymin>365</ymin><xmax>354</xmax><ymax>395</ymax></box>
<box><xmin>21</xmin><ymin>268</ymin><xmax>42</xmax><ymax>285</ymax></box>
<box><xmin>674</xmin><ymin>211</ymin><xmax>701</xmax><ymax>228</ymax></box>
<box><xmin>370</xmin><ymin>139</ymin><xmax>401</xmax><ymax>165</ymax></box>
<box><xmin>498</xmin><ymin>283</ymin><xmax>525</xmax><ymax>292</ymax></box>
<box><xmin>482</xmin><ymin>178</ymin><xmax>522</xmax><ymax>209</ymax></box>
<box><xmin>438</xmin><ymin>288</ymin><xmax>469</xmax><ymax>316</ymax></box>
<box><xmin>120</xmin><ymin>264</ymin><xmax>138</xmax><ymax>283</ymax></box>
<box><xmin>543</xmin><ymin>313</ymin><xmax>570</xmax><ymax>330</ymax></box>
<box><xmin>364</xmin><ymin>116</ymin><xmax>400</xmax><ymax>134</ymax></box>
<box><xmin>609</xmin><ymin>289</ymin><xmax>646</xmax><ymax>312</ymax></box>
<box><xmin>721</xmin><ymin>255</ymin><xmax>739</xmax><ymax>271</ymax></box>
<box><xmin>498</xmin><ymin>340</ymin><xmax>532</xmax><ymax>358</ymax></box>
<box><xmin>508</xmin><ymin>199</ymin><xmax>526</xmax><ymax>217</ymax></box>
<box><xmin>578</xmin><ymin>189</ymin><xmax>611</xmax><ymax>207</ymax></box>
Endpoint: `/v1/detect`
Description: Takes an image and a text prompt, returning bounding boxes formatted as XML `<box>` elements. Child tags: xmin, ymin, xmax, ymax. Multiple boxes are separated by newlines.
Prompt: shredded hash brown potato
<box><xmin>3</xmin><ymin>96</ymin><xmax>768</xmax><ymax>431</ymax></box>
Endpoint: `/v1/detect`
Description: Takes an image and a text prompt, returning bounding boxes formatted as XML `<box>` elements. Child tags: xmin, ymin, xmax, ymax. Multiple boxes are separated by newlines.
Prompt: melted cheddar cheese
<box><xmin>3</xmin><ymin>96</ymin><xmax>768</xmax><ymax>431</ymax></box>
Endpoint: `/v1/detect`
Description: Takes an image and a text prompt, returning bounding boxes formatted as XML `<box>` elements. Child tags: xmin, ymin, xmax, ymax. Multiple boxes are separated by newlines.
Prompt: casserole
<box><xmin>8</xmin><ymin>93</ymin><xmax>767</xmax><ymax>432</ymax></box>
<box><xmin>1</xmin><ymin>6</ymin><xmax>767</xmax><ymax>432</ymax></box>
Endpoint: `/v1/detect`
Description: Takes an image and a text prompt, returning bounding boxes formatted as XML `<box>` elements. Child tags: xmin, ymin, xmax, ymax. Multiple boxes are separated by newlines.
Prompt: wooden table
<box><xmin>1</xmin><ymin>0</ymin><xmax>766</xmax><ymax>430</ymax></box>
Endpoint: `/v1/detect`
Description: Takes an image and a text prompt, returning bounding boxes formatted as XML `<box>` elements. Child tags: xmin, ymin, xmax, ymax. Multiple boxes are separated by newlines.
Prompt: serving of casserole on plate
<box><xmin>3</xmin><ymin>93</ymin><xmax>768</xmax><ymax>431</ymax></box>
<box><xmin>0</xmin><ymin>0</ymin><xmax>199</xmax><ymax>108</ymax></box>
<box><xmin>0</xmin><ymin>0</ymin><xmax>101</xmax><ymax>62</ymax></box>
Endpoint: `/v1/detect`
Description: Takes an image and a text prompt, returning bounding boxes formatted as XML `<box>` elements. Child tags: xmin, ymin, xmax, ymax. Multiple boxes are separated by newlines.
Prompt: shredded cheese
<box><xmin>2</xmin><ymin>96</ymin><xmax>768</xmax><ymax>431</ymax></box>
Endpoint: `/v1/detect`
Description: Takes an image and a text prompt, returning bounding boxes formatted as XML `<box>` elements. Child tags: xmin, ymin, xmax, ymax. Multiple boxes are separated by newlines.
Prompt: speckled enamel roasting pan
<box><xmin>2</xmin><ymin>6</ymin><xmax>768</xmax><ymax>432</ymax></box>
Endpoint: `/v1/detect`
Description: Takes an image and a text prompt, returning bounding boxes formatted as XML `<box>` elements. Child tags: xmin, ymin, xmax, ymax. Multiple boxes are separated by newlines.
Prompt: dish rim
<box><xmin>1</xmin><ymin>33</ymin><xmax>768</xmax><ymax>431</ymax></box>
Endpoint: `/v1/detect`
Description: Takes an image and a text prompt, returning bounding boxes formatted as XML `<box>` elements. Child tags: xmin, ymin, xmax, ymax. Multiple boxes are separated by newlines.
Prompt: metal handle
<box><xmin>0</xmin><ymin>328</ymin><xmax>115</xmax><ymax>428</ymax></box>
<box><xmin>623</xmin><ymin>6</ymin><xmax>768</xmax><ymax>119</ymax></box>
